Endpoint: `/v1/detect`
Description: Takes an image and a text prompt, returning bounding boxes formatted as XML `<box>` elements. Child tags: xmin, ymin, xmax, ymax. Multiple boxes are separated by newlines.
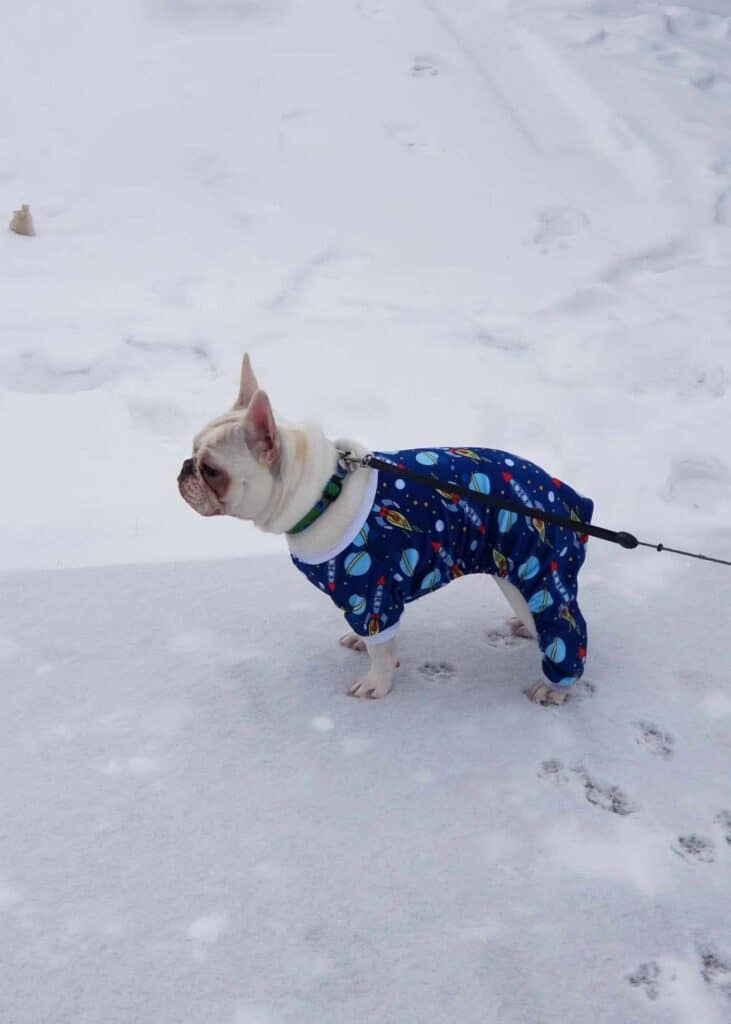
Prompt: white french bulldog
<box><xmin>178</xmin><ymin>355</ymin><xmax>569</xmax><ymax>705</ymax></box>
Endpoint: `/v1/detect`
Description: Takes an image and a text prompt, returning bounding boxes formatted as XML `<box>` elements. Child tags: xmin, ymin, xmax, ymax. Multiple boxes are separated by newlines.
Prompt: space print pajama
<box><xmin>292</xmin><ymin>447</ymin><xmax>593</xmax><ymax>691</ymax></box>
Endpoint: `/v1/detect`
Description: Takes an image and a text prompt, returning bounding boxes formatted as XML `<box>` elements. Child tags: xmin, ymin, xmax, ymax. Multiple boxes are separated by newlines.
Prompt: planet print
<box><xmin>420</xmin><ymin>569</ymin><xmax>442</xmax><ymax>591</ymax></box>
<box><xmin>528</xmin><ymin>588</ymin><xmax>553</xmax><ymax>614</ymax></box>
<box><xmin>416</xmin><ymin>451</ymin><xmax>440</xmax><ymax>466</ymax></box>
<box><xmin>344</xmin><ymin>551</ymin><xmax>372</xmax><ymax>577</ymax></box>
<box><xmin>400</xmin><ymin>548</ymin><xmax>420</xmax><ymax>577</ymax></box>
<box><xmin>352</xmin><ymin>524</ymin><xmax>369</xmax><ymax>548</ymax></box>
<box><xmin>517</xmin><ymin>555</ymin><xmax>540</xmax><ymax>581</ymax></box>
<box><xmin>468</xmin><ymin>472</ymin><xmax>490</xmax><ymax>495</ymax></box>
<box><xmin>348</xmin><ymin>594</ymin><xmax>366</xmax><ymax>615</ymax></box>
<box><xmin>545</xmin><ymin>637</ymin><xmax>566</xmax><ymax>663</ymax></box>
<box><xmin>498</xmin><ymin>509</ymin><xmax>517</xmax><ymax>533</ymax></box>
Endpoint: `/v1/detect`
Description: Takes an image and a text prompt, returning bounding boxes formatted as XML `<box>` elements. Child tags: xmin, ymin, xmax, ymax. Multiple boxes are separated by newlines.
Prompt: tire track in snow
<box><xmin>514</xmin><ymin>24</ymin><xmax>667</xmax><ymax>194</ymax></box>
<box><xmin>424</xmin><ymin>1</ymin><xmax>673</xmax><ymax>198</ymax></box>
<box><xmin>422</xmin><ymin>0</ymin><xmax>542</xmax><ymax>156</ymax></box>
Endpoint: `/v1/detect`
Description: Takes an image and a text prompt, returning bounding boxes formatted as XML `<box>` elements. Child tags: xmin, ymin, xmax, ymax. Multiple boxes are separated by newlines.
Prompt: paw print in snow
<box><xmin>672</xmin><ymin>833</ymin><xmax>716</xmax><ymax>863</ymax></box>
<box><xmin>411</xmin><ymin>55</ymin><xmax>440</xmax><ymax>77</ymax></box>
<box><xmin>484</xmin><ymin>629</ymin><xmax>521</xmax><ymax>649</ymax></box>
<box><xmin>698</xmin><ymin>944</ymin><xmax>731</xmax><ymax>990</ymax></box>
<box><xmin>537</xmin><ymin>758</ymin><xmax>569</xmax><ymax>783</ymax></box>
<box><xmin>627</xmin><ymin>960</ymin><xmax>662</xmax><ymax>1000</ymax></box>
<box><xmin>573</xmin><ymin>767</ymin><xmax>638</xmax><ymax>815</ymax></box>
<box><xmin>418</xmin><ymin>661</ymin><xmax>456</xmax><ymax>682</ymax></box>
<box><xmin>635</xmin><ymin>721</ymin><xmax>675</xmax><ymax>758</ymax></box>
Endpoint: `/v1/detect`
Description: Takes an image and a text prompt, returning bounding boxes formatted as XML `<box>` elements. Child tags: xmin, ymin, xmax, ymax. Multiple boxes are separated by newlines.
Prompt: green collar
<box><xmin>287</xmin><ymin>459</ymin><xmax>350</xmax><ymax>536</ymax></box>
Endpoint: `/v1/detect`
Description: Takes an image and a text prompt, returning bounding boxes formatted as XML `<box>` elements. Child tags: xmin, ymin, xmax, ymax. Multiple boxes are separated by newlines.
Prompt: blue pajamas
<box><xmin>292</xmin><ymin>448</ymin><xmax>593</xmax><ymax>690</ymax></box>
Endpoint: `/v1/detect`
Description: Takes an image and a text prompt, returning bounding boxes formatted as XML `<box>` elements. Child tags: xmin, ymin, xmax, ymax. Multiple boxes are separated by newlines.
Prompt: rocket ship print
<box><xmin>550</xmin><ymin>561</ymin><xmax>572</xmax><ymax>604</ymax></box>
<box><xmin>502</xmin><ymin>471</ymin><xmax>531</xmax><ymax>506</ymax></box>
<box><xmin>502</xmin><ymin>472</ymin><xmax>548</xmax><ymax>545</ymax></box>
<box><xmin>492</xmin><ymin>549</ymin><xmax>512</xmax><ymax>577</ymax></box>
<box><xmin>375</xmin><ymin>500</ymin><xmax>421</xmax><ymax>533</ymax></box>
<box><xmin>431</xmin><ymin>541</ymin><xmax>464</xmax><ymax>578</ymax></box>
<box><xmin>367</xmin><ymin>575</ymin><xmax>387</xmax><ymax>635</ymax></box>
<box><xmin>437</xmin><ymin>491</ymin><xmax>486</xmax><ymax>534</ymax></box>
<box><xmin>327</xmin><ymin>559</ymin><xmax>337</xmax><ymax>592</ymax></box>
<box><xmin>530</xmin><ymin>510</ymin><xmax>547</xmax><ymax>545</ymax></box>
<box><xmin>447</xmin><ymin>447</ymin><xmax>482</xmax><ymax>462</ymax></box>
<box><xmin>558</xmin><ymin>604</ymin><xmax>579</xmax><ymax>632</ymax></box>
<box><xmin>562</xmin><ymin>503</ymin><xmax>589</xmax><ymax>547</ymax></box>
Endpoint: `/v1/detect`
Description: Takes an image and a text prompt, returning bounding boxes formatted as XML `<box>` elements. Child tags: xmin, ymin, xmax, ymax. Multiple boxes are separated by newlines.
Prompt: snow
<box><xmin>3</xmin><ymin>558</ymin><xmax>731</xmax><ymax>1022</ymax></box>
<box><xmin>1</xmin><ymin>0</ymin><xmax>731</xmax><ymax>1021</ymax></box>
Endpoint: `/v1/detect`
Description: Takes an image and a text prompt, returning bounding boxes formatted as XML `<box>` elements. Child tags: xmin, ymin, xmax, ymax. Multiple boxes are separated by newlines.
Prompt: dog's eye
<box><xmin>201</xmin><ymin>463</ymin><xmax>220</xmax><ymax>480</ymax></box>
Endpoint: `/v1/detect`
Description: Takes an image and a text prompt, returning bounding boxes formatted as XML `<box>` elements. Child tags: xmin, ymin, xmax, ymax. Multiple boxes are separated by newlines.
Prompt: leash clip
<box><xmin>336</xmin><ymin>449</ymin><xmax>371</xmax><ymax>473</ymax></box>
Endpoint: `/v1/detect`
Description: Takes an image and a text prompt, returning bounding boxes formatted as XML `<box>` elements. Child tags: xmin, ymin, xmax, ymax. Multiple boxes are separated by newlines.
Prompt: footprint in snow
<box><xmin>534</xmin><ymin>206</ymin><xmax>590</xmax><ymax>249</ymax></box>
<box><xmin>383</xmin><ymin>121</ymin><xmax>429</xmax><ymax>152</ymax></box>
<box><xmin>538</xmin><ymin>761</ymin><xmax>636</xmax><ymax>813</ymax></box>
<box><xmin>672</xmin><ymin>833</ymin><xmax>716</xmax><ymax>863</ymax></box>
<box><xmin>483</xmin><ymin>629</ymin><xmax>521</xmax><ymax>649</ymax></box>
<box><xmin>634</xmin><ymin>721</ymin><xmax>675</xmax><ymax>759</ymax></box>
<box><xmin>627</xmin><ymin>960</ymin><xmax>663</xmax><ymax>1001</ymax></box>
<box><xmin>537</xmin><ymin>758</ymin><xmax>569</xmax><ymax>783</ymax></box>
<box><xmin>664</xmin><ymin>455</ymin><xmax>731</xmax><ymax>511</ymax></box>
<box><xmin>411</xmin><ymin>55</ymin><xmax>440</xmax><ymax>77</ymax></box>
<box><xmin>698</xmin><ymin>944</ymin><xmax>731</xmax><ymax>997</ymax></box>
<box><xmin>418</xmin><ymin>661</ymin><xmax>456</xmax><ymax>682</ymax></box>
<box><xmin>573</xmin><ymin>766</ymin><xmax>638</xmax><ymax>816</ymax></box>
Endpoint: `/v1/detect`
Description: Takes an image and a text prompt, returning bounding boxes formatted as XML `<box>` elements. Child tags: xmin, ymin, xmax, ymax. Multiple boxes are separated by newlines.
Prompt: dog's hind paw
<box><xmin>508</xmin><ymin>617</ymin><xmax>535</xmax><ymax>640</ymax></box>
<box><xmin>340</xmin><ymin>632</ymin><xmax>367</xmax><ymax>653</ymax></box>
<box><xmin>527</xmin><ymin>682</ymin><xmax>567</xmax><ymax>706</ymax></box>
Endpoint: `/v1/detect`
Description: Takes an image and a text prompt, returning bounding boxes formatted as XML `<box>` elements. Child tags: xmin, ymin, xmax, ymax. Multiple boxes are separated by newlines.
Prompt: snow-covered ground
<box><xmin>2</xmin><ymin>0</ymin><xmax>731</xmax><ymax>1021</ymax></box>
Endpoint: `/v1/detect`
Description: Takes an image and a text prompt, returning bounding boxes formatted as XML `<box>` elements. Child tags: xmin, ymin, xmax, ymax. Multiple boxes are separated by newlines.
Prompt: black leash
<box><xmin>338</xmin><ymin>451</ymin><xmax>731</xmax><ymax>568</ymax></box>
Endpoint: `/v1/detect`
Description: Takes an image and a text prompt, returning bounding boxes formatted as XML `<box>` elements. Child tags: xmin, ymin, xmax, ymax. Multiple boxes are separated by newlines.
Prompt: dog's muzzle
<box><xmin>178</xmin><ymin>458</ymin><xmax>222</xmax><ymax>516</ymax></box>
<box><xmin>178</xmin><ymin>458</ymin><xmax>195</xmax><ymax>483</ymax></box>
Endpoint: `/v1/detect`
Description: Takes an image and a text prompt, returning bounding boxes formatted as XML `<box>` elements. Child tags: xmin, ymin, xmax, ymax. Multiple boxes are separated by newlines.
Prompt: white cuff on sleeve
<box><xmin>363</xmin><ymin>622</ymin><xmax>400</xmax><ymax>646</ymax></box>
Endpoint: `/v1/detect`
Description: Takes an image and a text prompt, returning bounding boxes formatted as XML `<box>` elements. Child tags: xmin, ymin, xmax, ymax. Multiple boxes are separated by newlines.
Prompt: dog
<box><xmin>178</xmin><ymin>355</ymin><xmax>593</xmax><ymax>704</ymax></box>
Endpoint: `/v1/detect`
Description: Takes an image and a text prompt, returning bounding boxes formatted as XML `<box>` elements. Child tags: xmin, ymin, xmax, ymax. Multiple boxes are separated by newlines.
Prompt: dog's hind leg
<box><xmin>494</xmin><ymin>577</ymin><xmax>537</xmax><ymax>640</ymax></box>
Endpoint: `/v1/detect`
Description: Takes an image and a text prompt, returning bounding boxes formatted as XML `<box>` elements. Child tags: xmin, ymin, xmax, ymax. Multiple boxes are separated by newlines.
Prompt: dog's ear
<box><xmin>234</xmin><ymin>353</ymin><xmax>259</xmax><ymax>409</ymax></box>
<box><xmin>243</xmin><ymin>390</ymin><xmax>280</xmax><ymax>468</ymax></box>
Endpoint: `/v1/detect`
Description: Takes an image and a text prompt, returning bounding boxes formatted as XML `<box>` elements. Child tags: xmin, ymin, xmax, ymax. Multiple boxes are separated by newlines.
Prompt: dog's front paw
<box><xmin>528</xmin><ymin>682</ymin><xmax>568</xmax><ymax>706</ymax></box>
<box><xmin>347</xmin><ymin>674</ymin><xmax>393</xmax><ymax>700</ymax></box>
<box><xmin>340</xmin><ymin>632</ymin><xmax>367</xmax><ymax>653</ymax></box>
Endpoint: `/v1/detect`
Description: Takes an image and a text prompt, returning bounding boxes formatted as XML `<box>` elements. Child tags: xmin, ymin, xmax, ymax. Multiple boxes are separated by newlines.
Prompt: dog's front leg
<box><xmin>347</xmin><ymin>638</ymin><xmax>397</xmax><ymax>700</ymax></box>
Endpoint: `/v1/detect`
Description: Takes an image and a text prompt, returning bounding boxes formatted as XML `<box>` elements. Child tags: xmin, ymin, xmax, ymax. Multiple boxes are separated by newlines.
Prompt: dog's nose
<box><xmin>178</xmin><ymin>458</ymin><xmax>195</xmax><ymax>482</ymax></box>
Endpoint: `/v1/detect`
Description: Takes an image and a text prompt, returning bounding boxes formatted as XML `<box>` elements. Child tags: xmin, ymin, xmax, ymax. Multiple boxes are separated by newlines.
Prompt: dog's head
<box><xmin>178</xmin><ymin>354</ymin><xmax>282</xmax><ymax>521</ymax></box>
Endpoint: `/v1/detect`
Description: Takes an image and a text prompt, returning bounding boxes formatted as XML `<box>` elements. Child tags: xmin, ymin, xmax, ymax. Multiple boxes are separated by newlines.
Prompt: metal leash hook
<box><xmin>337</xmin><ymin>449</ymin><xmax>731</xmax><ymax>568</ymax></box>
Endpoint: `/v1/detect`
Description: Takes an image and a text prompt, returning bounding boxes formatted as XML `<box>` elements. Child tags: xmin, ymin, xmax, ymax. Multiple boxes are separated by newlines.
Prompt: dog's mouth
<box><xmin>178</xmin><ymin>456</ymin><xmax>228</xmax><ymax>516</ymax></box>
